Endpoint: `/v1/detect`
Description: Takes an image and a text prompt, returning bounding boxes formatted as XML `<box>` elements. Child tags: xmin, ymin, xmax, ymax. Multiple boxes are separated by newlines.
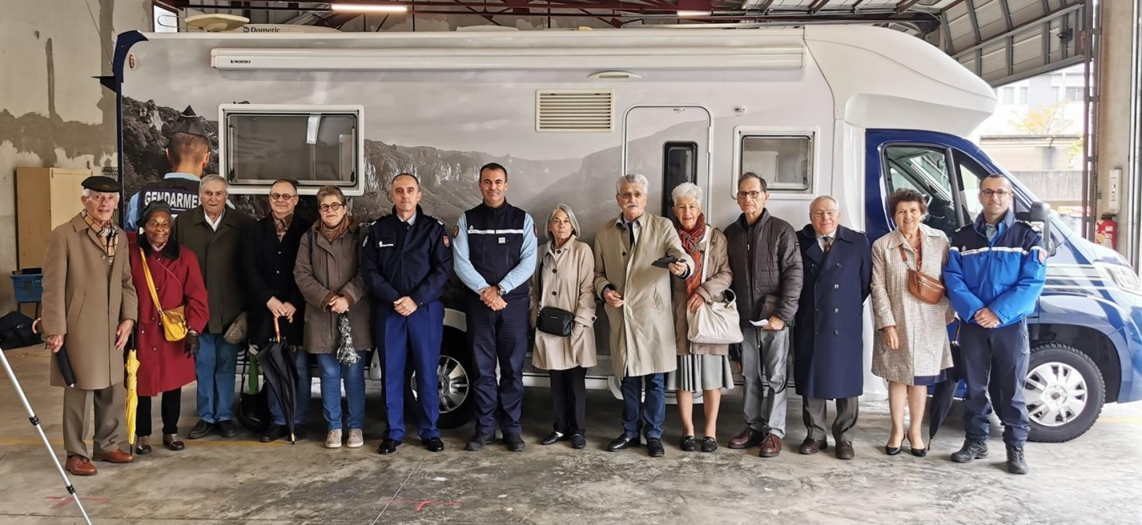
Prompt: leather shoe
<box><xmin>835</xmin><ymin>441</ymin><xmax>855</xmax><ymax>460</ymax></box>
<box><xmin>134</xmin><ymin>436</ymin><xmax>153</xmax><ymax>455</ymax></box>
<box><xmin>1006</xmin><ymin>446</ymin><xmax>1029</xmax><ymax>475</ymax></box>
<box><xmin>261</xmin><ymin>424</ymin><xmax>286</xmax><ymax>443</ymax></box>
<box><xmin>758</xmin><ymin>433</ymin><xmax>782</xmax><ymax>458</ymax></box>
<box><xmin>607</xmin><ymin>434</ymin><xmax>641</xmax><ymax>452</ymax></box>
<box><xmin>65</xmin><ymin>455</ymin><xmax>96</xmax><ymax>476</ymax></box>
<box><xmin>680</xmin><ymin>435</ymin><xmax>696</xmax><ymax>452</ymax></box>
<box><xmin>504</xmin><ymin>433</ymin><xmax>526</xmax><ymax>452</ymax></box>
<box><xmin>728</xmin><ymin>427</ymin><xmax>765</xmax><ymax>449</ymax></box>
<box><xmin>163</xmin><ymin>434</ymin><xmax>185</xmax><ymax>451</ymax></box>
<box><xmin>541</xmin><ymin>431</ymin><xmax>567</xmax><ymax>446</ymax></box>
<box><xmin>188</xmin><ymin>419</ymin><xmax>214</xmax><ymax>440</ymax></box>
<box><xmin>700</xmin><ymin>436</ymin><xmax>718</xmax><ymax>453</ymax></box>
<box><xmin>217</xmin><ymin>420</ymin><xmax>239</xmax><ymax>438</ymax></box>
<box><xmin>570</xmin><ymin>434</ymin><xmax>587</xmax><ymax>449</ymax></box>
<box><xmin>646</xmin><ymin>438</ymin><xmax>665</xmax><ymax>458</ymax></box>
<box><xmin>378</xmin><ymin>439</ymin><xmax>401</xmax><ymax>455</ymax></box>
<box><xmin>951</xmin><ymin>439</ymin><xmax>989</xmax><ymax>463</ymax></box>
<box><xmin>93</xmin><ymin>449</ymin><xmax>135</xmax><ymax>464</ymax></box>
<box><xmin>799</xmin><ymin>438</ymin><xmax>827</xmax><ymax>455</ymax></box>
<box><xmin>466</xmin><ymin>433</ymin><xmax>495</xmax><ymax>451</ymax></box>
<box><xmin>423</xmin><ymin>437</ymin><xmax>445</xmax><ymax>453</ymax></box>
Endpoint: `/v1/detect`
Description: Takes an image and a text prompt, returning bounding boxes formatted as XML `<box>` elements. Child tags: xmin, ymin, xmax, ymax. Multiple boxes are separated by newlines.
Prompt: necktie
<box><xmin>823</xmin><ymin>236</ymin><xmax>833</xmax><ymax>253</ymax></box>
<box><xmin>627</xmin><ymin>224</ymin><xmax>636</xmax><ymax>250</ymax></box>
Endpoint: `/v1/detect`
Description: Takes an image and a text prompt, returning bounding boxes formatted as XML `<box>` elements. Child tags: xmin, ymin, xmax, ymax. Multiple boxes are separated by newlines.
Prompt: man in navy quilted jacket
<box><xmin>944</xmin><ymin>174</ymin><xmax>1047</xmax><ymax>475</ymax></box>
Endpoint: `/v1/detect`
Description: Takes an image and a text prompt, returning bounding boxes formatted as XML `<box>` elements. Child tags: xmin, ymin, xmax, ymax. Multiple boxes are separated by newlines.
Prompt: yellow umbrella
<box><xmin>125</xmin><ymin>349</ymin><xmax>140</xmax><ymax>445</ymax></box>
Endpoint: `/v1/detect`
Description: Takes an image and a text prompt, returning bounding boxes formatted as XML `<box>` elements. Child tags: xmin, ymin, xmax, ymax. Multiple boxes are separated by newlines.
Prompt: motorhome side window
<box><xmin>882</xmin><ymin>145</ymin><xmax>958</xmax><ymax>237</ymax></box>
<box><xmin>224</xmin><ymin>109</ymin><xmax>359</xmax><ymax>189</ymax></box>
<box><xmin>662</xmin><ymin>142</ymin><xmax>697</xmax><ymax>222</ymax></box>
<box><xmin>739</xmin><ymin>135</ymin><xmax>811</xmax><ymax>192</ymax></box>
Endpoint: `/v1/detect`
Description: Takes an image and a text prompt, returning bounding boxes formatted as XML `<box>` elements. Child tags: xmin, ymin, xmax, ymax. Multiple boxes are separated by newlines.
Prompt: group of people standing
<box><xmin>40</xmin><ymin>108</ymin><xmax>1046</xmax><ymax>477</ymax></box>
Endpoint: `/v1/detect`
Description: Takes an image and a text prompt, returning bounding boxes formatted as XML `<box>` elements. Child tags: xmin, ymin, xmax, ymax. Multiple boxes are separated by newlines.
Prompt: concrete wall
<box><xmin>1096</xmin><ymin>0</ymin><xmax>1137</xmax><ymax>259</ymax></box>
<box><xmin>0</xmin><ymin>0</ymin><xmax>152</xmax><ymax>312</ymax></box>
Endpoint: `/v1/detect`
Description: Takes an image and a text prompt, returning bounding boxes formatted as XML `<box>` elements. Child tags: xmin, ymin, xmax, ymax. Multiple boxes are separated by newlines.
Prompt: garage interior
<box><xmin>2</xmin><ymin>0</ymin><xmax>1142</xmax><ymax>523</ymax></box>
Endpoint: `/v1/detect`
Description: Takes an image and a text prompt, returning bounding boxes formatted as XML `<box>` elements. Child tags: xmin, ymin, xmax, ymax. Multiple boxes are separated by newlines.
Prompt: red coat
<box><xmin>129</xmin><ymin>239</ymin><xmax>210</xmax><ymax>397</ymax></box>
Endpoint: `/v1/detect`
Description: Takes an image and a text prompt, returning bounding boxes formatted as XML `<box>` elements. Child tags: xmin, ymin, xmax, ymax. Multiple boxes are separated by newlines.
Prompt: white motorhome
<box><xmin>118</xmin><ymin>25</ymin><xmax>1121</xmax><ymax>440</ymax></box>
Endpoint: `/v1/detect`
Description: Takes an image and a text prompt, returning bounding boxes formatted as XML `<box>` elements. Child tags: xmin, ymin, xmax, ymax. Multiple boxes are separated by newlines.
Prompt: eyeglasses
<box><xmin>737</xmin><ymin>191</ymin><xmax>763</xmax><ymax>200</ymax></box>
<box><xmin>319</xmin><ymin>202</ymin><xmax>345</xmax><ymax>212</ymax></box>
<box><xmin>811</xmin><ymin>210</ymin><xmax>838</xmax><ymax>218</ymax></box>
<box><xmin>980</xmin><ymin>189</ymin><xmax>1012</xmax><ymax>198</ymax></box>
<box><xmin>270</xmin><ymin>193</ymin><xmax>296</xmax><ymax>201</ymax></box>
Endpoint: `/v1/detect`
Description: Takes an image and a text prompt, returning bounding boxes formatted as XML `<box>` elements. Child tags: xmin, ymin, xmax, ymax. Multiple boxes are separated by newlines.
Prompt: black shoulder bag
<box><xmin>536</xmin><ymin>256</ymin><xmax>575</xmax><ymax>337</ymax></box>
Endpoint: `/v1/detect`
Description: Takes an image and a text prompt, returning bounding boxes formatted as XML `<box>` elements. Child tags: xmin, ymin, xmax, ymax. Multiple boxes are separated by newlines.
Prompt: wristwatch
<box><xmin>497</xmin><ymin>285</ymin><xmax>507</xmax><ymax>296</ymax></box>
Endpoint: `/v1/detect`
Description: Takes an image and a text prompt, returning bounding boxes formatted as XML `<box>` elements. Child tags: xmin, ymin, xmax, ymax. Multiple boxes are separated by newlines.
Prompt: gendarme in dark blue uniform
<box><xmin>945</xmin><ymin>206</ymin><xmax>1046</xmax><ymax>470</ymax></box>
<box><xmin>361</xmin><ymin>205</ymin><xmax>453</xmax><ymax>444</ymax></box>
<box><xmin>453</xmin><ymin>201</ymin><xmax>537</xmax><ymax>442</ymax></box>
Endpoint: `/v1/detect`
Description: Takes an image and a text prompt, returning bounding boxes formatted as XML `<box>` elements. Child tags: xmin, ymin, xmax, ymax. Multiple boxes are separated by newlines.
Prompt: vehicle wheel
<box><xmin>1025</xmin><ymin>343</ymin><xmax>1104</xmax><ymax>443</ymax></box>
<box><xmin>409</xmin><ymin>327</ymin><xmax>474</xmax><ymax>430</ymax></box>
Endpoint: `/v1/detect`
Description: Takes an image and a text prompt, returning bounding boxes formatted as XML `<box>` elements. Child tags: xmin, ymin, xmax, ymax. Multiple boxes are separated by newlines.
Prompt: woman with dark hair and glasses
<box><xmin>243</xmin><ymin>179</ymin><xmax>316</xmax><ymax>442</ymax></box>
<box><xmin>129</xmin><ymin>200</ymin><xmax>209</xmax><ymax>454</ymax></box>
<box><xmin>870</xmin><ymin>188</ymin><xmax>954</xmax><ymax>457</ymax></box>
<box><xmin>295</xmin><ymin>186</ymin><xmax>373</xmax><ymax>450</ymax></box>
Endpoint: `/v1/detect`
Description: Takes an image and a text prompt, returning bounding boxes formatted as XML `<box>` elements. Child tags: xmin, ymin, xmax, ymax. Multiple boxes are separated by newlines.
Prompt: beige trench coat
<box><xmin>528</xmin><ymin>236</ymin><xmax>598</xmax><ymax>371</ymax></box>
<box><xmin>870</xmin><ymin>224</ymin><xmax>954</xmax><ymax>384</ymax></box>
<box><xmin>593</xmin><ymin>213</ymin><xmax>693</xmax><ymax>378</ymax></box>
<box><xmin>671</xmin><ymin>227</ymin><xmax>733</xmax><ymax>356</ymax></box>
<box><xmin>294</xmin><ymin>220</ymin><xmax>373</xmax><ymax>353</ymax></box>
<box><xmin>41</xmin><ymin>214</ymin><xmax>139</xmax><ymax>389</ymax></box>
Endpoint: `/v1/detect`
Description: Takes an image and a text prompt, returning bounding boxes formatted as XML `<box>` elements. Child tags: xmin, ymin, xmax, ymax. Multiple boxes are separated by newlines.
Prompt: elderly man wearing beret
<box><xmin>42</xmin><ymin>176</ymin><xmax>139</xmax><ymax>476</ymax></box>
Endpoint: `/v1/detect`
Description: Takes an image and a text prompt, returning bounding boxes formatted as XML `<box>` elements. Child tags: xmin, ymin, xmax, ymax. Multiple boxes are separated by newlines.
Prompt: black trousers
<box><xmin>137</xmin><ymin>388</ymin><xmax>182</xmax><ymax>437</ymax></box>
<box><xmin>550</xmin><ymin>367</ymin><xmax>587</xmax><ymax>435</ymax></box>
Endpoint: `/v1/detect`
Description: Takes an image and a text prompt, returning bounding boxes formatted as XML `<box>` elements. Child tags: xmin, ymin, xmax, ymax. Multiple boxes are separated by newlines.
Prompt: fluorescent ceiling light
<box><xmin>330</xmin><ymin>3</ymin><xmax>408</xmax><ymax>13</ymax></box>
<box><xmin>676</xmin><ymin>10</ymin><xmax>712</xmax><ymax>16</ymax></box>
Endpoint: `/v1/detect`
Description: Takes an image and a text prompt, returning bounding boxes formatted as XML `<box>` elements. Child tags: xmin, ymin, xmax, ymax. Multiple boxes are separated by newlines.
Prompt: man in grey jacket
<box><xmin>724</xmin><ymin>173</ymin><xmax>803</xmax><ymax>458</ymax></box>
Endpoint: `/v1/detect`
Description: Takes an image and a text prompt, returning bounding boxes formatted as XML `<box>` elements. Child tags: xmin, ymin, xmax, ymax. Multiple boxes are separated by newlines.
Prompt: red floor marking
<box><xmin>389</xmin><ymin>499</ymin><xmax>462</xmax><ymax>513</ymax></box>
<box><xmin>46</xmin><ymin>496</ymin><xmax>109</xmax><ymax>510</ymax></box>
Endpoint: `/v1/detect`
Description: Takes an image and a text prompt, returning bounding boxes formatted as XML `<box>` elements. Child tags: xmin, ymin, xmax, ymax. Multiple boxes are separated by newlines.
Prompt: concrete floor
<box><xmin>1</xmin><ymin>346</ymin><xmax>1140</xmax><ymax>524</ymax></box>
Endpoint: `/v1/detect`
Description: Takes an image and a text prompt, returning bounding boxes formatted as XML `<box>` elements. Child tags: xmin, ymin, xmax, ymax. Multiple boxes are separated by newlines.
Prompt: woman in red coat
<box><xmin>129</xmin><ymin>201</ymin><xmax>209</xmax><ymax>454</ymax></box>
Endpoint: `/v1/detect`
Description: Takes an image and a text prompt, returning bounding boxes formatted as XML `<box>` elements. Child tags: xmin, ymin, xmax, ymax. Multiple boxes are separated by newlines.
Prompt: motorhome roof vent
<box><xmin>535</xmin><ymin>89</ymin><xmax>615</xmax><ymax>133</ymax></box>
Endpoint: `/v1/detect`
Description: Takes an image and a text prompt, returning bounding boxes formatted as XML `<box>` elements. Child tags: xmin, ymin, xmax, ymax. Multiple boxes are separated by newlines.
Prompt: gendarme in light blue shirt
<box><xmin>452</xmin><ymin>211</ymin><xmax>537</xmax><ymax>295</ymax></box>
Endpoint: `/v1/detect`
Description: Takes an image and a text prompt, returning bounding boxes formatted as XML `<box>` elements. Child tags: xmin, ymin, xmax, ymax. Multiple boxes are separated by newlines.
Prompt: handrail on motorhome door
<box><xmin>620</xmin><ymin>104</ymin><xmax>714</xmax><ymax>216</ymax></box>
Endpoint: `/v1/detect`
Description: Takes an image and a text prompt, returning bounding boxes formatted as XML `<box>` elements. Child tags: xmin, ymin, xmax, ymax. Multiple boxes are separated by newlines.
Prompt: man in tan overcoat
<box><xmin>42</xmin><ymin>176</ymin><xmax>138</xmax><ymax>476</ymax></box>
<box><xmin>594</xmin><ymin>174</ymin><xmax>692</xmax><ymax>458</ymax></box>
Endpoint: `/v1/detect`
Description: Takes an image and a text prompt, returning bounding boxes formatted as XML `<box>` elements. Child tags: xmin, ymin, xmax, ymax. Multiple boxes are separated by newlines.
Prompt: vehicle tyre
<box><xmin>1025</xmin><ymin>343</ymin><xmax>1104</xmax><ymax>443</ymax></box>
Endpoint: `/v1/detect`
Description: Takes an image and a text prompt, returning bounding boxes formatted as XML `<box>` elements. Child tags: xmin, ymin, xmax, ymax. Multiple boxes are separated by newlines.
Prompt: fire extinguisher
<box><xmin>1096</xmin><ymin>213</ymin><xmax>1117</xmax><ymax>249</ymax></box>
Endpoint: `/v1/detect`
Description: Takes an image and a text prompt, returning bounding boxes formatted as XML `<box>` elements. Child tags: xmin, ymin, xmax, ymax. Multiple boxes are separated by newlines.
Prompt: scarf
<box><xmin>82</xmin><ymin>210</ymin><xmax>117</xmax><ymax>262</ymax></box>
<box><xmin>320</xmin><ymin>215</ymin><xmax>352</xmax><ymax>243</ymax></box>
<box><xmin>274</xmin><ymin>213</ymin><xmax>294</xmax><ymax>241</ymax></box>
<box><xmin>676</xmin><ymin>213</ymin><xmax>707</xmax><ymax>297</ymax></box>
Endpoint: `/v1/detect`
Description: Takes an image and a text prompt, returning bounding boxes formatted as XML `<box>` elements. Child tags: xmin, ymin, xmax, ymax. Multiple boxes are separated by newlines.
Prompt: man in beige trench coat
<box><xmin>42</xmin><ymin>176</ymin><xmax>138</xmax><ymax>476</ymax></box>
<box><xmin>595</xmin><ymin>174</ymin><xmax>693</xmax><ymax>458</ymax></box>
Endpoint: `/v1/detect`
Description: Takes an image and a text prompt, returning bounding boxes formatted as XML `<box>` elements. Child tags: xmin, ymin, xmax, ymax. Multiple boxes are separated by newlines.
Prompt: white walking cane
<box><xmin>0</xmin><ymin>320</ymin><xmax>93</xmax><ymax>524</ymax></box>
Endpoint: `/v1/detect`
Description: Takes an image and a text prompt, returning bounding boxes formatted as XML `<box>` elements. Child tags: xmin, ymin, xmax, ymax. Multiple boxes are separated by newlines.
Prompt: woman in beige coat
<box><xmin>529</xmin><ymin>204</ymin><xmax>597</xmax><ymax>450</ymax></box>
<box><xmin>665</xmin><ymin>183</ymin><xmax>735</xmax><ymax>453</ymax></box>
<box><xmin>295</xmin><ymin>186</ymin><xmax>373</xmax><ymax>450</ymax></box>
<box><xmin>871</xmin><ymin>189</ymin><xmax>954</xmax><ymax>457</ymax></box>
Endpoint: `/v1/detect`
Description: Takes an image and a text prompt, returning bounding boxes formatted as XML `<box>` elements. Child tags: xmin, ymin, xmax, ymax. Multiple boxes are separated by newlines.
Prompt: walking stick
<box><xmin>0</xmin><ymin>321</ymin><xmax>93</xmax><ymax>524</ymax></box>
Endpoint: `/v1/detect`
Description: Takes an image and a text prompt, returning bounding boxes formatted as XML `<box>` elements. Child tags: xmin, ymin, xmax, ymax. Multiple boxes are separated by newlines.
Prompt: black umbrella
<box><xmin>258</xmin><ymin>317</ymin><xmax>298</xmax><ymax>443</ymax></box>
<box><xmin>31</xmin><ymin>319</ymin><xmax>76</xmax><ymax>388</ymax></box>
<box><xmin>928</xmin><ymin>334</ymin><xmax>965</xmax><ymax>443</ymax></box>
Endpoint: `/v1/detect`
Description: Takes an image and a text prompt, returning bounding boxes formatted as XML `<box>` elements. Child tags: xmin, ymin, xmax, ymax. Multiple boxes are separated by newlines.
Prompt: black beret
<box><xmin>167</xmin><ymin>105</ymin><xmax>211</xmax><ymax>140</ymax></box>
<box><xmin>140</xmin><ymin>200</ymin><xmax>173</xmax><ymax>226</ymax></box>
<box><xmin>81</xmin><ymin>176</ymin><xmax>121</xmax><ymax>193</ymax></box>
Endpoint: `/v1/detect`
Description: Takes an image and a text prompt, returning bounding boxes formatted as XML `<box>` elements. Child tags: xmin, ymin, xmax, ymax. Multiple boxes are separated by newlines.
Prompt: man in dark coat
<box><xmin>793</xmin><ymin>196</ymin><xmax>871</xmax><ymax>460</ymax></box>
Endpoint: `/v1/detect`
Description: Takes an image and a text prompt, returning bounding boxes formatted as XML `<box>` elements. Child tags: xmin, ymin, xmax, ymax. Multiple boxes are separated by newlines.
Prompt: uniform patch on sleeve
<box><xmin>452</xmin><ymin>225</ymin><xmax>459</xmax><ymax>237</ymax></box>
<box><xmin>443</xmin><ymin>234</ymin><xmax>451</xmax><ymax>248</ymax></box>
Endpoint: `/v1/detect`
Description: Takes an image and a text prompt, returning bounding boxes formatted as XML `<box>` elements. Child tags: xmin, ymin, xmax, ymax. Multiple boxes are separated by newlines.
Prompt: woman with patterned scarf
<box><xmin>294</xmin><ymin>186</ymin><xmax>373</xmax><ymax>450</ymax></box>
<box><xmin>666</xmin><ymin>183</ymin><xmax>736</xmax><ymax>453</ymax></box>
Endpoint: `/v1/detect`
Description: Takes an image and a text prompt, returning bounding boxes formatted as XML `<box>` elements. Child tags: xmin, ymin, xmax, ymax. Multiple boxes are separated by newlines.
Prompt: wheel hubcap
<box><xmin>1024</xmin><ymin>362</ymin><xmax>1088</xmax><ymax>427</ymax></box>
<box><xmin>410</xmin><ymin>356</ymin><xmax>470</xmax><ymax>414</ymax></box>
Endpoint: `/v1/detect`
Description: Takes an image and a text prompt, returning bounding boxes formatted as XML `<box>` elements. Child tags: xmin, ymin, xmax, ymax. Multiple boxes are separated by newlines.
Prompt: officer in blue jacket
<box><xmin>125</xmin><ymin>106</ymin><xmax>209</xmax><ymax>232</ymax></box>
<box><xmin>944</xmin><ymin>174</ymin><xmax>1046</xmax><ymax>475</ymax></box>
<box><xmin>453</xmin><ymin>162</ymin><xmax>537</xmax><ymax>453</ymax></box>
<box><xmin>361</xmin><ymin>173</ymin><xmax>453</xmax><ymax>455</ymax></box>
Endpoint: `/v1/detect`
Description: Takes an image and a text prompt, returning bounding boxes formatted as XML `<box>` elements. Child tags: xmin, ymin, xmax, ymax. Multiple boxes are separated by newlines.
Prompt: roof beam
<box><xmin>896</xmin><ymin>0</ymin><xmax>923</xmax><ymax>14</ymax></box>
<box><xmin>808</xmin><ymin>0</ymin><xmax>831</xmax><ymax>15</ymax></box>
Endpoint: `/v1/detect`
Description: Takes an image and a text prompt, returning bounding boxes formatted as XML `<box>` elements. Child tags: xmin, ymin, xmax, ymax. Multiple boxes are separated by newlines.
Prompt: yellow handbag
<box><xmin>140</xmin><ymin>248</ymin><xmax>189</xmax><ymax>342</ymax></box>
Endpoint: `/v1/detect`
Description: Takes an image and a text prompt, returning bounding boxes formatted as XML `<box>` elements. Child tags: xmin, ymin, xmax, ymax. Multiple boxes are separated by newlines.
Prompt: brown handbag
<box><xmin>898</xmin><ymin>243</ymin><xmax>945</xmax><ymax>305</ymax></box>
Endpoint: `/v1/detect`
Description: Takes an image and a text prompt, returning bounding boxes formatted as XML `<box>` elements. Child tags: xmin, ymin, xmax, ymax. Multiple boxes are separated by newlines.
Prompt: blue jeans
<box><xmin>195</xmin><ymin>334</ymin><xmax>239</xmax><ymax>423</ymax></box>
<box><xmin>269</xmin><ymin>346</ymin><xmax>311</xmax><ymax>426</ymax></box>
<box><xmin>621</xmin><ymin>373</ymin><xmax>666</xmax><ymax>440</ymax></box>
<box><xmin>315</xmin><ymin>352</ymin><xmax>367</xmax><ymax>431</ymax></box>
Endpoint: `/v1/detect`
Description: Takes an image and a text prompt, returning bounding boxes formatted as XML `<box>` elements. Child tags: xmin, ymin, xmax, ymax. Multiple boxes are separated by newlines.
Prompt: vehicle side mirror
<box><xmin>1017</xmin><ymin>201</ymin><xmax>1055</xmax><ymax>256</ymax></box>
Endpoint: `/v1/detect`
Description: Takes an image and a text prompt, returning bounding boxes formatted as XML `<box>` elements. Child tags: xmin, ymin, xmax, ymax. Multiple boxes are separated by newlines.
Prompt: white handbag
<box><xmin>686</xmin><ymin>233</ymin><xmax>744</xmax><ymax>345</ymax></box>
